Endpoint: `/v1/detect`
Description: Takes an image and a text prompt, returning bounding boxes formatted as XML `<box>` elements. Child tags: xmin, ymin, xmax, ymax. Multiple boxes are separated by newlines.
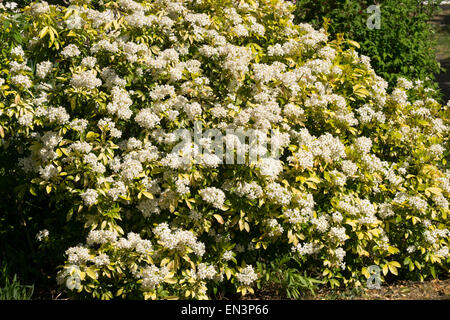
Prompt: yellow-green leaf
<box><xmin>213</xmin><ymin>214</ymin><xmax>224</xmax><ymax>224</ymax></box>
<box><xmin>86</xmin><ymin>267</ymin><xmax>97</xmax><ymax>279</ymax></box>
<box><xmin>142</xmin><ymin>191</ymin><xmax>154</xmax><ymax>199</ymax></box>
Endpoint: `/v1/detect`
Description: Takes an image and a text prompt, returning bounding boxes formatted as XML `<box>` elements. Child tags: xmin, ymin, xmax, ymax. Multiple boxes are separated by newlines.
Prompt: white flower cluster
<box><xmin>86</xmin><ymin>230</ymin><xmax>119</xmax><ymax>246</ymax></box>
<box><xmin>70</xmin><ymin>70</ymin><xmax>102</xmax><ymax>89</ymax></box>
<box><xmin>256</xmin><ymin>157</ymin><xmax>283</xmax><ymax>179</ymax></box>
<box><xmin>236</xmin><ymin>265</ymin><xmax>258</xmax><ymax>286</ymax></box>
<box><xmin>36</xmin><ymin>61</ymin><xmax>53</xmax><ymax>79</ymax></box>
<box><xmin>39</xmin><ymin>164</ymin><xmax>58</xmax><ymax>181</ymax></box>
<box><xmin>139</xmin><ymin>265</ymin><xmax>170</xmax><ymax>291</ymax></box>
<box><xmin>66</xmin><ymin>246</ymin><xmax>91</xmax><ymax>265</ymax></box>
<box><xmin>81</xmin><ymin>189</ymin><xmax>98</xmax><ymax>206</ymax></box>
<box><xmin>30</xmin><ymin>1</ymin><xmax>50</xmax><ymax>16</ymax></box>
<box><xmin>292</xmin><ymin>242</ymin><xmax>319</xmax><ymax>256</ymax></box>
<box><xmin>107</xmin><ymin>86</ymin><xmax>133</xmax><ymax>120</ymax></box>
<box><xmin>113</xmin><ymin>232</ymin><xmax>153</xmax><ymax>255</ymax></box>
<box><xmin>61</xmin><ymin>44</ymin><xmax>81</xmax><ymax>58</ymax></box>
<box><xmin>193</xmin><ymin>263</ymin><xmax>217</xmax><ymax>281</ymax></box>
<box><xmin>231</xmin><ymin>181</ymin><xmax>263</xmax><ymax>200</ymax></box>
<box><xmin>135</xmin><ymin>109</ymin><xmax>161</xmax><ymax>130</ymax></box>
<box><xmin>267</xmin><ymin>218</ymin><xmax>284</xmax><ymax>237</ymax></box>
<box><xmin>36</xmin><ymin>229</ymin><xmax>49</xmax><ymax>241</ymax></box>
<box><xmin>199</xmin><ymin>187</ymin><xmax>226</xmax><ymax>209</ymax></box>
<box><xmin>265</xmin><ymin>182</ymin><xmax>292</xmax><ymax>206</ymax></box>
<box><xmin>329</xmin><ymin>227</ymin><xmax>348</xmax><ymax>242</ymax></box>
<box><xmin>93</xmin><ymin>253</ymin><xmax>110</xmax><ymax>266</ymax></box>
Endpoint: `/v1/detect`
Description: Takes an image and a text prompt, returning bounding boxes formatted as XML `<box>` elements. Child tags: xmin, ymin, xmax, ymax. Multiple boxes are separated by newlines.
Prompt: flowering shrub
<box><xmin>0</xmin><ymin>0</ymin><xmax>448</xmax><ymax>300</ymax></box>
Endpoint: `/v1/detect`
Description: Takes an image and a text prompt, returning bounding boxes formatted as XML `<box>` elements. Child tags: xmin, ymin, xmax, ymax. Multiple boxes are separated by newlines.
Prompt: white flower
<box><xmin>406</xmin><ymin>245</ymin><xmax>416</xmax><ymax>254</ymax></box>
<box><xmin>70</xmin><ymin>70</ymin><xmax>102</xmax><ymax>89</ymax></box>
<box><xmin>149</xmin><ymin>84</ymin><xmax>175</xmax><ymax>100</ymax></box>
<box><xmin>435</xmin><ymin>246</ymin><xmax>449</xmax><ymax>257</ymax></box>
<box><xmin>66</xmin><ymin>13</ymin><xmax>84</xmax><ymax>30</ymax></box>
<box><xmin>11</xmin><ymin>75</ymin><xmax>32</xmax><ymax>88</ymax></box>
<box><xmin>199</xmin><ymin>187</ymin><xmax>225</xmax><ymax>209</ymax></box>
<box><xmin>93</xmin><ymin>253</ymin><xmax>110</xmax><ymax>266</ymax></box>
<box><xmin>397</xmin><ymin>78</ymin><xmax>413</xmax><ymax>90</ymax></box>
<box><xmin>61</xmin><ymin>44</ymin><xmax>81</xmax><ymax>58</ymax></box>
<box><xmin>70</xmin><ymin>119</ymin><xmax>88</xmax><ymax>132</ymax></box>
<box><xmin>408</xmin><ymin>196</ymin><xmax>428</xmax><ymax>212</ymax></box>
<box><xmin>153</xmin><ymin>223</ymin><xmax>205</xmax><ymax>256</ymax></box>
<box><xmin>46</xmin><ymin>106</ymin><xmax>70</xmax><ymax>124</ymax></box>
<box><xmin>11</xmin><ymin>45</ymin><xmax>24</xmax><ymax>57</ymax></box>
<box><xmin>433</xmin><ymin>195</ymin><xmax>449</xmax><ymax>210</ymax></box>
<box><xmin>135</xmin><ymin>109</ymin><xmax>160</xmax><ymax>129</ymax></box>
<box><xmin>391</xmin><ymin>88</ymin><xmax>408</xmax><ymax>105</ymax></box>
<box><xmin>236</xmin><ymin>265</ymin><xmax>258</xmax><ymax>286</ymax></box>
<box><xmin>65</xmin><ymin>275</ymin><xmax>81</xmax><ymax>290</ymax></box>
<box><xmin>107</xmin><ymin>181</ymin><xmax>128</xmax><ymax>201</ymax></box>
<box><xmin>137</xmin><ymin>199</ymin><xmax>160</xmax><ymax>217</ymax></box>
<box><xmin>257</xmin><ymin>158</ymin><xmax>283</xmax><ymax>179</ymax></box>
<box><xmin>69</xmin><ymin>141</ymin><xmax>92</xmax><ymax>154</ymax></box>
<box><xmin>140</xmin><ymin>265</ymin><xmax>169</xmax><ymax>291</ymax></box>
<box><xmin>265</xmin><ymin>183</ymin><xmax>291</xmax><ymax>206</ymax></box>
<box><xmin>66</xmin><ymin>246</ymin><xmax>90</xmax><ymax>265</ymax></box>
<box><xmin>292</xmin><ymin>242</ymin><xmax>318</xmax><ymax>255</ymax></box>
<box><xmin>429</xmin><ymin>144</ymin><xmax>444</xmax><ymax>157</ymax></box>
<box><xmin>330</xmin><ymin>227</ymin><xmax>347</xmax><ymax>242</ymax></box>
<box><xmin>18</xmin><ymin>113</ymin><xmax>33</xmax><ymax>126</ymax></box>
<box><xmin>120</xmin><ymin>158</ymin><xmax>143</xmax><ymax>180</ymax></box>
<box><xmin>36</xmin><ymin>229</ymin><xmax>49</xmax><ymax>241</ymax></box>
<box><xmin>378</xmin><ymin>203</ymin><xmax>395</xmax><ymax>219</ymax></box>
<box><xmin>223</xmin><ymin>250</ymin><xmax>233</xmax><ymax>261</ymax></box>
<box><xmin>36</xmin><ymin>61</ymin><xmax>53</xmax><ymax>78</ymax></box>
<box><xmin>312</xmin><ymin>215</ymin><xmax>329</xmax><ymax>233</ymax></box>
<box><xmin>196</xmin><ymin>263</ymin><xmax>217</xmax><ymax>280</ymax></box>
<box><xmin>39</xmin><ymin>164</ymin><xmax>58</xmax><ymax>180</ymax></box>
<box><xmin>81</xmin><ymin>56</ymin><xmax>97</xmax><ymax>68</ymax></box>
<box><xmin>335</xmin><ymin>247</ymin><xmax>346</xmax><ymax>262</ymax></box>
<box><xmin>355</xmin><ymin>137</ymin><xmax>372</xmax><ymax>154</ymax></box>
<box><xmin>86</xmin><ymin>230</ymin><xmax>118</xmax><ymax>246</ymax></box>
<box><xmin>184</xmin><ymin>102</ymin><xmax>202</xmax><ymax>119</ymax></box>
<box><xmin>341</xmin><ymin>160</ymin><xmax>358</xmax><ymax>176</ymax></box>
<box><xmin>332</xmin><ymin>211</ymin><xmax>343</xmax><ymax>223</ymax></box>
<box><xmin>107</xmin><ymin>87</ymin><xmax>133</xmax><ymax>119</ymax></box>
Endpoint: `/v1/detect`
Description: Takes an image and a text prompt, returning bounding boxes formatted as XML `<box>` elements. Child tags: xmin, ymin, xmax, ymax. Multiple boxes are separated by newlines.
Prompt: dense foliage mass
<box><xmin>0</xmin><ymin>0</ymin><xmax>448</xmax><ymax>300</ymax></box>
<box><xmin>293</xmin><ymin>0</ymin><xmax>444</xmax><ymax>87</ymax></box>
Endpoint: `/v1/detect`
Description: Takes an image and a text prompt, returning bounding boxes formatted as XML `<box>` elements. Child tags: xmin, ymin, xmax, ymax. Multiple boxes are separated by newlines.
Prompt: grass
<box><xmin>0</xmin><ymin>275</ymin><xmax>34</xmax><ymax>300</ymax></box>
<box><xmin>0</xmin><ymin>264</ymin><xmax>34</xmax><ymax>300</ymax></box>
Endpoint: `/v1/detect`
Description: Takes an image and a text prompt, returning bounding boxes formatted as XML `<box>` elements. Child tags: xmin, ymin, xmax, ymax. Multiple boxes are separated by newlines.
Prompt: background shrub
<box><xmin>293</xmin><ymin>0</ymin><xmax>444</xmax><ymax>90</ymax></box>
